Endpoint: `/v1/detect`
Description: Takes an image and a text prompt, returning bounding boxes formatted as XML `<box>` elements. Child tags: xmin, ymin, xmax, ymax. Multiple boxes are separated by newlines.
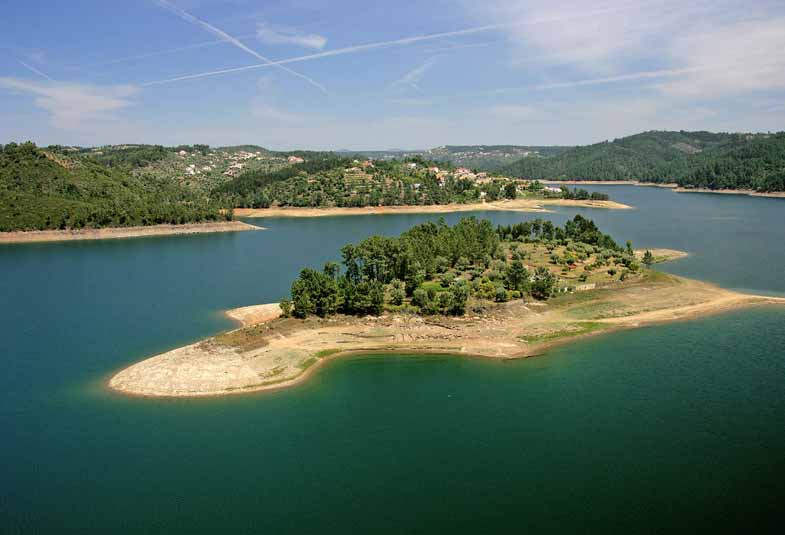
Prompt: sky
<box><xmin>1</xmin><ymin>0</ymin><xmax>784</xmax><ymax>150</ymax></box>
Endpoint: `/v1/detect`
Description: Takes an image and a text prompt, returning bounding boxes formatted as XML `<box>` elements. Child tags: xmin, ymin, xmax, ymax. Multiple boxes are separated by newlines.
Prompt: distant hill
<box><xmin>425</xmin><ymin>145</ymin><xmax>570</xmax><ymax>171</ymax></box>
<box><xmin>343</xmin><ymin>145</ymin><xmax>571</xmax><ymax>171</ymax></box>
<box><xmin>213</xmin><ymin>154</ymin><xmax>590</xmax><ymax>209</ymax></box>
<box><xmin>0</xmin><ymin>142</ymin><xmax>226</xmax><ymax>231</ymax></box>
<box><xmin>501</xmin><ymin>131</ymin><xmax>785</xmax><ymax>192</ymax></box>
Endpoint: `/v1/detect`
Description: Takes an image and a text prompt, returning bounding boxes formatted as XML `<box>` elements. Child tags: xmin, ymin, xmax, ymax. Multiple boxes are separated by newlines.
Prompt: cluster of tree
<box><xmin>675</xmin><ymin>133</ymin><xmax>785</xmax><ymax>191</ymax></box>
<box><xmin>214</xmin><ymin>154</ymin><xmax>591</xmax><ymax>209</ymax></box>
<box><xmin>285</xmin><ymin>215</ymin><xmax>621</xmax><ymax>319</ymax></box>
<box><xmin>500</xmin><ymin>130</ymin><xmax>785</xmax><ymax>192</ymax></box>
<box><xmin>560</xmin><ymin>186</ymin><xmax>610</xmax><ymax>201</ymax></box>
<box><xmin>214</xmin><ymin>155</ymin><xmax>354</xmax><ymax>207</ymax></box>
<box><xmin>423</xmin><ymin>145</ymin><xmax>571</xmax><ymax>171</ymax></box>
<box><xmin>496</xmin><ymin>215</ymin><xmax>620</xmax><ymax>251</ymax></box>
<box><xmin>0</xmin><ymin>142</ymin><xmax>227</xmax><ymax>231</ymax></box>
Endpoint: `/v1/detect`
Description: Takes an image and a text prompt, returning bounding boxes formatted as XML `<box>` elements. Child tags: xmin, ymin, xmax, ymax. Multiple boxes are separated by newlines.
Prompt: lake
<box><xmin>2</xmin><ymin>186</ymin><xmax>784</xmax><ymax>533</ymax></box>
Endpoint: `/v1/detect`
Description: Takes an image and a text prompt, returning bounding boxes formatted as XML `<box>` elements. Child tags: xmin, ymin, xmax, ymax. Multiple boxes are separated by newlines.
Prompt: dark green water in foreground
<box><xmin>2</xmin><ymin>186</ymin><xmax>785</xmax><ymax>533</ymax></box>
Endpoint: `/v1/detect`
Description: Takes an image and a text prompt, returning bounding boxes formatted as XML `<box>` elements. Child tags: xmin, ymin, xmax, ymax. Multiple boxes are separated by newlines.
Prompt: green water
<box><xmin>2</xmin><ymin>187</ymin><xmax>785</xmax><ymax>533</ymax></box>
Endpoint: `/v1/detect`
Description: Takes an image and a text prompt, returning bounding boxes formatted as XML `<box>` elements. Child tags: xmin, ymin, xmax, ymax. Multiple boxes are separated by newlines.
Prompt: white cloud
<box><xmin>0</xmin><ymin>78</ymin><xmax>138</xmax><ymax>129</ymax></box>
<box><xmin>657</xmin><ymin>17</ymin><xmax>785</xmax><ymax>98</ymax></box>
<box><xmin>466</xmin><ymin>0</ymin><xmax>781</xmax><ymax>76</ymax></box>
<box><xmin>256</xmin><ymin>23</ymin><xmax>327</xmax><ymax>50</ymax></box>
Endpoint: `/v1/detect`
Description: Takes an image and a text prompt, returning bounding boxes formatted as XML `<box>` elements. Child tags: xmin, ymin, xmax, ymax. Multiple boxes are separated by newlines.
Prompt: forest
<box><xmin>501</xmin><ymin>131</ymin><xmax>785</xmax><ymax>192</ymax></box>
<box><xmin>0</xmin><ymin>142</ymin><xmax>228</xmax><ymax>231</ymax></box>
<box><xmin>285</xmin><ymin>215</ymin><xmax>639</xmax><ymax>319</ymax></box>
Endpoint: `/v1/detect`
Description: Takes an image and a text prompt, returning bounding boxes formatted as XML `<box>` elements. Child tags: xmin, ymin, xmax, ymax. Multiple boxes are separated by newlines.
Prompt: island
<box><xmin>109</xmin><ymin>216</ymin><xmax>784</xmax><ymax>397</ymax></box>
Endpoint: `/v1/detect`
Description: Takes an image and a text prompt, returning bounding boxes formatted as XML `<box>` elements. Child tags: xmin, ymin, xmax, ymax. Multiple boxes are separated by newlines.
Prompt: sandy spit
<box><xmin>234</xmin><ymin>198</ymin><xmax>632</xmax><ymax>219</ymax></box>
<box><xmin>0</xmin><ymin>221</ymin><xmax>263</xmax><ymax>245</ymax></box>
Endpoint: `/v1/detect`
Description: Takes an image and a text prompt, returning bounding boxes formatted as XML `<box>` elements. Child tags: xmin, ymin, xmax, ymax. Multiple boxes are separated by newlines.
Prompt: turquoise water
<box><xmin>2</xmin><ymin>187</ymin><xmax>784</xmax><ymax>533</ymax></box>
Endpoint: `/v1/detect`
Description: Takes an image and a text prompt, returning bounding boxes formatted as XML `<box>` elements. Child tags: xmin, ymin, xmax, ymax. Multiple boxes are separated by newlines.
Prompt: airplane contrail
<box><xmin>141</xmin><ymin>2</ymin><xmax>656</xmax><ymax>87</ymax></box>
<box><xmin>156</xmin><ymin>0</ymin><xmax>326</xmax><ymax>93</ymax></box>
<box><xmin>496</xmin><ymin>67</ymin><xmax>706</xmax><ymax>92</ymax></box>
<box><xmin>18</xmin><ymin>60</ymin><xmax>54</xmax><ymax>81</ymax></box>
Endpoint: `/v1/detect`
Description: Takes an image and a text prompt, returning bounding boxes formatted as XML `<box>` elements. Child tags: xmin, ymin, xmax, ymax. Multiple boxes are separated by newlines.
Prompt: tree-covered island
<box><xmin>285</xmin><ymin>215</ymin><xmax>632</xmax><ymax>319</ymax></box>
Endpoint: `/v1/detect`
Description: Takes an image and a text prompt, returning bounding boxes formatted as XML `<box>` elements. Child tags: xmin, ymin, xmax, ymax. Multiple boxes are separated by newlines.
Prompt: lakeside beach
<box><xmin>234</xmin><ymin>198</ymin><xmax>631</xmax><ymax>218</ymax></box>
<box><xmin>0</xmin><ymin>220</ymin><xmax>262</xmax><ymax>244</ymax></box>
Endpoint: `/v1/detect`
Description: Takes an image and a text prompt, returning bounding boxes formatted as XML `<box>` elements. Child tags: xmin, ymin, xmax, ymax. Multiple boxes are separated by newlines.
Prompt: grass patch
<box><xmin>519</xmin><ymin>322</ymin><xmax>605</xmax><ymax>343</ymax></box>
<box><xmin>421</xmin><ymin>280</ymin><xmax>449</xmax><ymax>293</ymax></box>
<box><xmin>299</xmin><ymin>357</ymin><xmax>319</xmax><ymax>370</ymax></box>
<box><xmin>315</xmin><ymin>348</ymin><xmax>343</xmax><ymax>359</ymax></box>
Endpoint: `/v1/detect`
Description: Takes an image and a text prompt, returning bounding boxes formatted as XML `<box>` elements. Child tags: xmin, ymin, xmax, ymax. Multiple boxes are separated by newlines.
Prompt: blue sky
<box><xmin>1</xmin><ymin>0</ymin><xmax>784</xmax><ymax>149</ymax></box>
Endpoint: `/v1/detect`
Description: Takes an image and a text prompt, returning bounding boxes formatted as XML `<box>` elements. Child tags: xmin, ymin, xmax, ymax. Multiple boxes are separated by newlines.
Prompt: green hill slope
<box><xmin>0</xmin><ymin>142</ymin><xmax>226</xmax><ymax>231</ymax></box>
<box><xmin>501</xmin><ymin>131</ymin><xmax>785</xmax><ymax>192</ymax></box>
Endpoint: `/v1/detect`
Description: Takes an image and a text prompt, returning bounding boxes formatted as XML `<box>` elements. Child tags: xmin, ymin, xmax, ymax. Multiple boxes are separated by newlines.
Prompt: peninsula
<box><xmin>110</xmin><ymin>216</ymin><xmax>783</xmax><ymax>397</ymax></box>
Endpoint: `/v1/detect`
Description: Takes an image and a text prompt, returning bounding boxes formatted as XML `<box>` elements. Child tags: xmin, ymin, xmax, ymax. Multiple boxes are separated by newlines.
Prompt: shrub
<box><xmin>279</xmin><ymin>299</ymin><xmax>292</xmax><ymax>318</ymax></box>
<box><xmin>494</xmin><ymin>285</ymin><xmax>508</xmax><ymax>302</ymax></box>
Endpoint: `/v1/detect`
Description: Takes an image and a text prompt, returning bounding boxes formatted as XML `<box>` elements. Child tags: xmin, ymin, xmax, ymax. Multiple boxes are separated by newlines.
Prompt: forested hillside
<box><xmin>213</xmin><ymin>155</ymin><xmax>603</xmax><ymax>209</ymax></box>
<box><xmin>501</xmin><ymin>131</ymin><xmax>785</xmax><ymax>192</ymax></box>
<box><xmin>0</xmin><ymin>142</ymin><xmax>227</xmax><ymax>231</ymax></box>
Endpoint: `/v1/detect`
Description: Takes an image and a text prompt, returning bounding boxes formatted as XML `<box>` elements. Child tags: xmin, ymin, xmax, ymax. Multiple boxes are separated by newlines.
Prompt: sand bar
<box><xmin>0</xmin><ymin>221</ymin><xmax>263</xmax><ymax>245</ymax></box>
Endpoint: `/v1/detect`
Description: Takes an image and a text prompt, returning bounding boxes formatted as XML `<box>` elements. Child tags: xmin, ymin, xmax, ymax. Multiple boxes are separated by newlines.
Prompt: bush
<box><xmin>494</xmin><ymin>285</ymin><xmax>508</xmax><ymax>302</ymax></box>
<box><xmin>389</xmin><ymin>280</ymin><xmax>406</xmax><ymax>306</ymax></box>
<box><xmin>279</xmin><ymin>299</ymin><xmax>292</xmax><ymax>318</ymax></box>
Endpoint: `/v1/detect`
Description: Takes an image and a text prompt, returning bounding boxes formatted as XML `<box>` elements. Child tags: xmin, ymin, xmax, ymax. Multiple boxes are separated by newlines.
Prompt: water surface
<box><xmin>2</xmin><ymin>186</ymin><xmax>784</xmax><ymax>533</ymax></box>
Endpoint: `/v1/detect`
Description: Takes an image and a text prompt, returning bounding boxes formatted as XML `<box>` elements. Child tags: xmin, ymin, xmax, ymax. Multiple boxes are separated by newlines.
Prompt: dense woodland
<box><xmin>0</xmin><ymin>142</ymin><xmax>228</xmax><ymax>231</ymax></box>
<box><xmin>501</xmin><ymin>131</ymin><xmax>785</xmax><ymax>192</ymax></box>
<box><xmin>285</xmin><ymin>215</ymin><xmax>639</xmax><ymax>319</ymax></box>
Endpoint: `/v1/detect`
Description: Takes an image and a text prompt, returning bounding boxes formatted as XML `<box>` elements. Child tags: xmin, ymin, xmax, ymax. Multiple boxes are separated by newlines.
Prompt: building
<box><xmin>288</xmin><ymin>156</ymin><xmax>305</xmax><ymax>164</ymax></box>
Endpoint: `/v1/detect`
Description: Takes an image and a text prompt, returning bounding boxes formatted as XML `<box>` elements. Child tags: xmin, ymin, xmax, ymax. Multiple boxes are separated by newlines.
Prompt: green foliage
<box><xmin>389</xmin><ymin>280</ymin><xmax>406</xmax><ymax>305</ymax></box>
<box><xmin>0</xmin><ymin>142</ymin><xmax>226</xmax><ymax>231</ymax></box>
<box><xmin>642</xmin><ymin>250</ymin><xmax>655</xmax><ymax>266</ymax></box>
<box><xmin>290</xmin><ymin>267</ymin><xmax>339</xmax><ymax>318</ymax></box>
<box><xmin>501</xmin><ymin>130</ymin><xmax>785</xmax><ymax>192</ymax></box>
<box><xmin>279</xmin><ymin>299</ymin><xmax>292</xmax><ymax>318</ymax></box>
<box><xmin>530</xmin><ymin>267</ymin><xmax>556</xmax><ymax>300</ymax></box>
<box><xmin>504</xmin><ymin>260</ymin><xmax>530</xmax><ymax>292</ymax></box>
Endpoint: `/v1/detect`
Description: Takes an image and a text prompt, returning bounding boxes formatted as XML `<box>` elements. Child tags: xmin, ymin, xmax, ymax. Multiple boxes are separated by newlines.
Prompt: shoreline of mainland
<box><xmin>108</xmin><ymin>261</ymin><xmax>785</xmax><ymax>399</ymax></box>
<box><xmin>543</xmin><ymin>180</ymin><xmax>785</xmax><ymax>199</ymax></box>
<box><xmin>234</xmin><ymin>198</ymin><xmax>632</xmax><ymax>218</ymax></box>
<box><xmin>0</xmin><ymin>220</ymin><xmax>263</xmax><ymax>245</ymax></box>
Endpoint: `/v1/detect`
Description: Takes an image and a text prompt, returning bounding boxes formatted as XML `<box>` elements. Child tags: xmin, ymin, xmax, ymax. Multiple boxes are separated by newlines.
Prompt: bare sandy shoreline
<box><xmin>545</xmin><ymin>180</ymin><xmax>678</xmax><ymax>188</ymax></box>
<box><xmin>672</xmin><ymin>188</ymin><xmax>785</xmax><ymax>198</ymax></box>
<box><xmin>544</xmin><ymin>180</ymin><xmax>785</xmax><ymax>198</ymax></box>
<box><xmin>234</xmin><ymin>198</ymin><xmax>632</xmax><ymax>219</ymax></box>
<box><xmin>108</xmin><ymin>272</ymin><xmax>785</xmax><ymax>399</ymax></box>
<box><xmin>0</xmin><ymin>220</ymin><xmax>263</xmax><ymax>245</ymax></box>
